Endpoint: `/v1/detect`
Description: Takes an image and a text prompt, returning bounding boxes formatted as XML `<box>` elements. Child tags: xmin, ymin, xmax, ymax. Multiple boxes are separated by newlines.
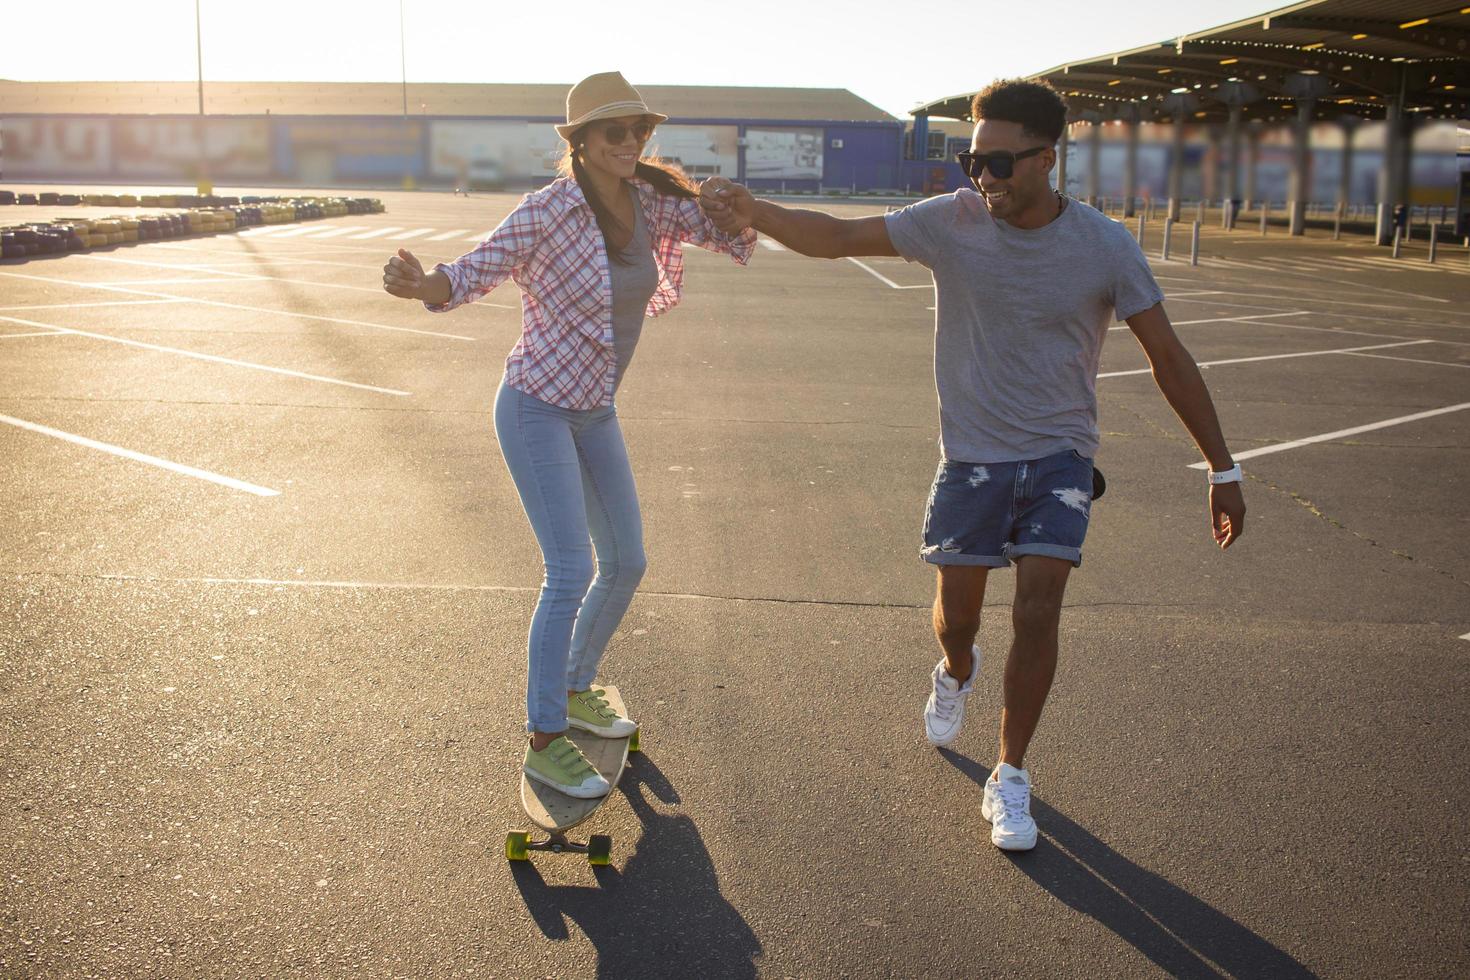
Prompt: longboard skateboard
<box><xmin>505</xmin><ymin>685</ymin><xmax>640</xmax><ymax>865</ymax></box>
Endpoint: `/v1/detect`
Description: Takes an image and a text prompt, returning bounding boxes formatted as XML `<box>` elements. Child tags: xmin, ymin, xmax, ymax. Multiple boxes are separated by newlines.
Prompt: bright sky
<box><xmin>6</xmin><ymin>0</ymin><xmax>1277</xmax><ymax>118</ymax></box>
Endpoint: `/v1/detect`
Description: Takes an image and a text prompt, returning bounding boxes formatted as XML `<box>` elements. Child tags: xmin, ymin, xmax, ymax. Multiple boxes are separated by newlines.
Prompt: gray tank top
<box><xmin>608</xmin><ymin>187</ymin><xmax>659</xmax><ymax>390</ymax></box>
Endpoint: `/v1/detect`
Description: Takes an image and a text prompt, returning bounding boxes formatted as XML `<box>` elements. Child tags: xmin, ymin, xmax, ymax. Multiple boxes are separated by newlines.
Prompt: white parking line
<box><xmin>426</xmin><ymin>229</ymin><xmax>471</xmax><ymax>241</ymax></box>
<box><xmin>845</xmin><ymin>256</ymin><xmax>930</xmax><ymax>289</ymax></box>
<box><xmin>1166</xmin><ymin>292</ymin><xmax>1466</xmax><ymax>315</ymax></box>
<box><xmin>1341</xmin><ymin>352</ymin><xmax>1470</xmax><ymax>370</ymax></box>
<box><xmin>463</xmin><ymin>231</ymin><xmax>494</xmax><ymax>242</ymax></box>
<box><xmin>1188</xmin><ymin>402</ymin><xmax>1470</xmax><ymax>468</ymax></box>
<box><xmin>0</xmin><ymin>413</ymin><xmax>280</xmax><ymax>497</ymax></box>
<box><xmin>393</xmin><ymin>228</ymin><xmax>437</xmax><ymax>241</ymax></box>
<box><xmin>75</xmin><ymin>253</ymin><xmax>404</xmax><ymax>297</ymax></box>
<box><xmin>304</xmin><ymin>226</ymin><xmax>370</xmax><ymax>239</ymax></box>
<box><xmin>758</xmin><ymin>237</ymin><xmax>787</xmax><ymax>251</ymax></box>
<box><xmin>0</xmin><ymin>299</ymin><xmax>187</xmax><ymax>311</ymax></box>
<box><xmin>1202</xmin><ymin>256</ymin><xmax>1451</xmax><ymax>303</ymax></box>
<box><xmin>348</xmin><ymin>227</ymin><xmax>405</xmax><ymax>240</ymax></box>
<box><xmin>95</xmin><ymin>277</ymin><xmax>269</xmax><ymax>286</ymax></box>
<box><xmin>0</xmin><ymin>330</ymin><xmax>67</xmax><ymax>339</ymax></box>
<box><xmin>270</xmin><ymin>224</ymin><xmax>335</xmax><ymax>238</ymax></box>
<box><xmin>1168</xmin><ymin>312</ymin><xmax>1311</xmax><ymax>327</ymax></box>
<box><xmin>143</xmin><ymin>246</ymin><xmax>519</xmax><ymax>310</ymax></box>
<box><xmin>1098</xmin><ymin>340</ymin><xmax>1429</xmax><ymax>379</ymax></box>
<box><xmin>0</xmin><ymin>270</ymin><xmax>479</xmax><ymax>342</ymax></box>
<box><xmin>0</xmin><ymin>314</ymin><xmax>412</xmax><ymax>396</ymax></box>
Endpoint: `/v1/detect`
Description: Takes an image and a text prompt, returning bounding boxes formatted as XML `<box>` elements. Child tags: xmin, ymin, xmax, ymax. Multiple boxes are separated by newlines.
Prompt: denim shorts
<box><xmin>921</xmin><ymin>450</ymin><xmax>1095</xmax><ymax>568</ymax></box>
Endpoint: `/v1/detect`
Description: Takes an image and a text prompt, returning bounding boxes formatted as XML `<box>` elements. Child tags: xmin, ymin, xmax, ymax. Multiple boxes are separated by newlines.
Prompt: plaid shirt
<box><xmin>426</xmin><ymin>176</ymin><xmax>756</xmax><ymax>410</ymax></box>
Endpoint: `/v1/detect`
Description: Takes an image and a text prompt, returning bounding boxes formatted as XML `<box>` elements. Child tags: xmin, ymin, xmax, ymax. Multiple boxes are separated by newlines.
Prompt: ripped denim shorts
<box><xmin>920</xmin><ymin>450</ymin><xmax>1094</xmax><ymax>568</ymax></box>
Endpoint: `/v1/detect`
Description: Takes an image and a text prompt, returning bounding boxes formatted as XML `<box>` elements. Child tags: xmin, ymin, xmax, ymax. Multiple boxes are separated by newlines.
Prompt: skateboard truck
<box><xmin>506</xmin><ymin>830</ymin><xmax>613</xmax><ymax>865</ymax></box>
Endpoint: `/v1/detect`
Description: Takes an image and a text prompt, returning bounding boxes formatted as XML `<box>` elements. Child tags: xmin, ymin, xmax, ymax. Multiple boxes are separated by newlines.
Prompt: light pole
<box><xmin>400</xmin><ymin>0</ymin><xmax>416</xmax><ymax>190</ymax></box>
<box><xmin>195</xmin><ymin>0</ymin><xmax>211</xmax><ymax>196</ymax></box>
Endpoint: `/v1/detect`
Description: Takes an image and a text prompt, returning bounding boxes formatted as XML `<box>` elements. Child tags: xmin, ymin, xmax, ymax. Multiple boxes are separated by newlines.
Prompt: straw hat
<box><xmin>555</xmin><ymin>72</ymin><xmax>668</xmax><ymax>141</ymax></box>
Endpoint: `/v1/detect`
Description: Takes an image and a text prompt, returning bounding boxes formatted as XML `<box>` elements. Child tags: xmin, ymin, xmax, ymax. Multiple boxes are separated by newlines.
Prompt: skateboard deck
<box><xmin>506</xmin><ymin>685</ymin><xmax>639</xmax><ymax>865</ymax></box>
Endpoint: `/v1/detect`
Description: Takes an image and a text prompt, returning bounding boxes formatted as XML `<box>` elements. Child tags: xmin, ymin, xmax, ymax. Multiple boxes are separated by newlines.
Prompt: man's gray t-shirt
<box><xmin>885</xmin><ymin>189</ymin><xmax>1163</xmax><ymax>463</ymax></box>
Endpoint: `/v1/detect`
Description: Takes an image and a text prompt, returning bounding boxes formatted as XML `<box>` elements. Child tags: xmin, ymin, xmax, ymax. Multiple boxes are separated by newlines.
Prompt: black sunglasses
<box><xmin>956</xmin><ymin>145</ymin><xmax>1049</xmax><ymax>181</ymax></box>
<box><xmin>596</xmin><ymin>120</ymin><xmax>655</xmax><ymax>145</ymax></box>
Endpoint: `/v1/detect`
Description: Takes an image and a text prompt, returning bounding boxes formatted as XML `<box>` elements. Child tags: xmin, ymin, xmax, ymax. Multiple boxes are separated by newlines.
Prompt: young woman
<box><xmin>382</xmin><ymin>72</ymin><xmax>755</xmax><ymax>798</ymax></box>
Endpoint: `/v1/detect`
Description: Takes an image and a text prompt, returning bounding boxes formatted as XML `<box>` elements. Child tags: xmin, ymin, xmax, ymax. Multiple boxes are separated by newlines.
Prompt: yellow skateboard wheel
<box><xmin>629</xmin><ymin>728</ymin><xmax>641</xmax><ymax>754</ymax></box>
<box><xmin>505</xmin><ymin>831</ymin><xmax>530</xmax><ymax>861</ymax></box>
<box><xmin>587</xmin><ymin>834</ymin><xmax>612</xmax><ymax>865</ymax></box>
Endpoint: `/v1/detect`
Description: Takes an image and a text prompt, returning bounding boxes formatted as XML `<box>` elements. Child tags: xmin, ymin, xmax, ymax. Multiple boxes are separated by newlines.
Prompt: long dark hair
<box><xmin>560</xmin><ymin>128</ymin><xmax>696</xmax><ymax>265</ymax></box>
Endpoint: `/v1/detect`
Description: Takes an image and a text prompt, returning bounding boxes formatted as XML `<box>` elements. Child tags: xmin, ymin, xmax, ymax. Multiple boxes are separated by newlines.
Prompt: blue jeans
<box><xmin>494</xmin><ymin>381</ymin><xmax>647</xmax><ymax>733</ymax></box>
<box><xmin>921</xmin><ymin>450</ymin><xmax>1094</xmax><ymax>568</ymax></box>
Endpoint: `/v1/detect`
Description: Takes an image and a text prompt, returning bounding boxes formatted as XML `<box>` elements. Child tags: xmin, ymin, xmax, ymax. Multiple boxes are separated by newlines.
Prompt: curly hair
<box><xmin>970</xmin><ymin>79</ymin><xmax>1068</xmax><ymax>144</ymax></box>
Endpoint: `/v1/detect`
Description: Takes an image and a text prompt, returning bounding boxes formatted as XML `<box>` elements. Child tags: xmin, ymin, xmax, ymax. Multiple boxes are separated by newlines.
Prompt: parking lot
<box><xmin>2</xmin><ymin>186</ymin><xmax>1468</xmax><ymax>977</ymax></box>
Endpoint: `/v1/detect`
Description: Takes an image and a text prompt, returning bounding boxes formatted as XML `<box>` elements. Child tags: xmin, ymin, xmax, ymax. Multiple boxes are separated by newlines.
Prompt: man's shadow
<box><xmin>510</xmin><ymin>753</ymin><xmax>761</xmax><ymax>979</ymax></box>
<box><xmin>941</xmin><ymin>751</ymin><xmax>1318</xmax><ymax>980</ymax></box>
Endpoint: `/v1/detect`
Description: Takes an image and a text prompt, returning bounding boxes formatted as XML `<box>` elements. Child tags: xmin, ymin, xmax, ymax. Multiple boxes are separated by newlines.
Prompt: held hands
<box><xmin>1209</xmin><ymin>482</ymin><xmax>1246</xmax><ymax>549</ymax></box>
<box><xmin>382</xmin><ymin>248</ymin><xmax>426</xmax><ymax>300</ymax></box>
<box><xmin>698</xmin><ymin>177</ymin><xmax>756</xmax><ymax>234</ymax></box>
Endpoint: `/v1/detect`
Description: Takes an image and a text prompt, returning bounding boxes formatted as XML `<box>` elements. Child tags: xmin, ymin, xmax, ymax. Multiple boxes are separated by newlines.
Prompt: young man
<box><xmin>700</xmin><ymin>79</ymin><xmax>1245</xmax><ymax>851</ymax></box>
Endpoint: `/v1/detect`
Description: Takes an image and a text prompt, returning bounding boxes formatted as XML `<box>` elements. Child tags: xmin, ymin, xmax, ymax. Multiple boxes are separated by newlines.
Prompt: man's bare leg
<box><xmin>996</xmin><ymin>555</ymin><xmax>1073</xmax><ymax>770</ymax></box>
<box><xmin>933</xmin><ymin>565</ymin><xmax>989</xmax><ymax>683</ymax></box>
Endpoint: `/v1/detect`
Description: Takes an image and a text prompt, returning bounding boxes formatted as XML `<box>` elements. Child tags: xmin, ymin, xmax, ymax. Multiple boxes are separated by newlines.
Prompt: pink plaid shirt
<box><xmin>426</xmin><ymin>176</ymin><xmax>756</xmax><ymax>410</ymax></box>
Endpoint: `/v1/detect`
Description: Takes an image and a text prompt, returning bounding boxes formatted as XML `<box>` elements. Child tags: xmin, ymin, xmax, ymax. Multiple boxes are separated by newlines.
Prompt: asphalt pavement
<box><xmin>2</xmin><ymin>185</ymin><xmax>1468</xmax><ymax>978</ymax></box>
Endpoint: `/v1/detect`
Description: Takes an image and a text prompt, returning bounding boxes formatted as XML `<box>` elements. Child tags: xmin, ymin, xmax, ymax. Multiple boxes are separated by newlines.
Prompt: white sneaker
<box><xmin>981</xmin><ymin>762</ymin><xmax>1038</xmax><ymax>851</ymax></box>
<box><xmin>923</xmin><ymin>645</ymin><xmax>980</xmax><ymax>746</ymax></box>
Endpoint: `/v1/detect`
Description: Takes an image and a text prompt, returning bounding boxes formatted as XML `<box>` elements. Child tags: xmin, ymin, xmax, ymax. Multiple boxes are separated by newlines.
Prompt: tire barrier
<box><xmin>1</xmin><ymin>195</ymin><xmax>385</xmax><ymax>262</ymax></box>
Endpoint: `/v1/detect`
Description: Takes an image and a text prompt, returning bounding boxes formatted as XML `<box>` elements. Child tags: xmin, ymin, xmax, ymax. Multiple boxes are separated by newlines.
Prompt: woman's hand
<box><xmin>382</xmin><ymin>248</ymin><xmax>426</xmax><ymax>299</ymax></box>
<box><xmin>699</xmin><ymin>177</ymin><xmax>756</xmax><ymax>234</ymax></box>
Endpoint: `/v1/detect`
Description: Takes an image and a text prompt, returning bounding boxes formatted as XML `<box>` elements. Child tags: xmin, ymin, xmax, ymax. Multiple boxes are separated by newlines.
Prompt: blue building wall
<box><xmin>820</xmin><ymin>123</ymin><xmax>904</xmax><ymax>191</ymax></box>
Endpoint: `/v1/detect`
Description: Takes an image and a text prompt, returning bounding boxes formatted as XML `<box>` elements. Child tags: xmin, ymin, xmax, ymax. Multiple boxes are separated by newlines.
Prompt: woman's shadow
<box><xmin>510</xmin><ymin>753</ymin><xmax>761</xmax><ymax>979</ymax></box>
<box><xmin>941</xmin><ymin>751</ymin><xmax>1319</xmax><ymax>980</ymax></box>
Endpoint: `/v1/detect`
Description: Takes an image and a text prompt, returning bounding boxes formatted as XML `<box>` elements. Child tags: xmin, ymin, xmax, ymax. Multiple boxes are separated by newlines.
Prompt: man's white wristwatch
<box><xmin>1207</xmin><ymin>463</ymin><xmax>1243</xmax><ymax>485</ymax></box>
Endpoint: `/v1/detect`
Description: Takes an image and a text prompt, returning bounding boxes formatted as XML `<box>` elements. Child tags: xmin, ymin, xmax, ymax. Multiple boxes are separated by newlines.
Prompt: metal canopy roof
<box><xmin>912</xmin><ymin>0</ymin><xmax>1470</xmax><ymax>126</ymax></box>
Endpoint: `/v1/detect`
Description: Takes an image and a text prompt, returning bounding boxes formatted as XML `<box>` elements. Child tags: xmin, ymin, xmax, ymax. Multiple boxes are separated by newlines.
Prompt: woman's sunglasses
<box><xmin>956</xmin><ymin>145</ymin><xmax>1049</xmax><ymax>181</ymax></box>
<box><xmin>595</xmin><ymin>120</ymin><xmax>656</xmax><ymax>145</ymax></box>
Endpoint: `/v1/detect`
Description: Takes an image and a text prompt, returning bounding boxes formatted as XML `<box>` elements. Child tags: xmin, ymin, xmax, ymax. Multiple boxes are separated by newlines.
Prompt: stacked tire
<box><xmin>4</xmin><ymin>195</ymin><xmax>387</xmax><ymax>261</ymax></box>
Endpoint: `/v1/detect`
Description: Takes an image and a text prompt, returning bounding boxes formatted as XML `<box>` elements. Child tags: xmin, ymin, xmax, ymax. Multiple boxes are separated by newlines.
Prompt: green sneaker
<box><xmin>568</xmin><ymin>688</ymin><xmax>639</xmax><ymax>739</ymax></box>
<box><xmin>523</xmin><ymin>736</ymin><xmax>610</xmax><ymax>798</ymax></box>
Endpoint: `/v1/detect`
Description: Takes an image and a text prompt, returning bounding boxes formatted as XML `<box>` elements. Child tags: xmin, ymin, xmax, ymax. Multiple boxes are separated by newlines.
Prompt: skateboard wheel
<box><xmin>587</xmin><ymin>834</ymin><xmax>612</xmax><ymax>865</ymax></box>
<box><xmin>505</xmin><ymin>831</ymin><xmax>530</xmax><ymax>862</ymax></box>
<box><xmin>628</xmin><ymin>728</ymin><xmax>641</xmax><ymax>754</ymax></box>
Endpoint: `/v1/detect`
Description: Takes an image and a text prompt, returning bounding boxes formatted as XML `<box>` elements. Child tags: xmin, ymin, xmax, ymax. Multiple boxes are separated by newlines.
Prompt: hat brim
<box><xmin>556</xmin><ymin>107</ymin><xmax>669</xmax><ymax>140</ymax></box>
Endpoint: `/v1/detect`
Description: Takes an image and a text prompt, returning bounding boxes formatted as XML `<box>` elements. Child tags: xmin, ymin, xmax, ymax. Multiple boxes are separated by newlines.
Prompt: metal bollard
<box><xmin>1260</xmin><ymin>203</ymin><xmax>1269</xmax><ymax>236</ymax></box>
<box><xmin>1196</xmin><ymin>200</ymin><xmax>1205</xmax><ymax>223</ymax></box>
<box><xmin>1162</xmin><ymin>219</ymin><xmax>1173</xmax><ymax>261</ymax></box>
<box><xmin>1191</xmin><ymin>220</ymin><xmax>1200</xmax><ymax>266</ymax></box>
<box><xmin>1429</xmin><ymin>223</ymin><xmax>1438</xmax><ymax>263</ymax></box>
<box><xmin>1333</xmin><ymin>203</ymin><xmax>1343</xmax><ymax>241</ymax></box>
<box><xmin>1137</xmin><ymin>215</ymin><xmax>1146</xmax><ymax>248</ymax></box>
<box><xmin>1392</xmin><ymin>227</ymin><xmax>1402</xmax><ymax>258</ymax></box>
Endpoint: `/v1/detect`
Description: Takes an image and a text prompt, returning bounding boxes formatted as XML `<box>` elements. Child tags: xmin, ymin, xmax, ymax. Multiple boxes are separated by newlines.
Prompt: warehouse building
<box><xmin>0</xmin><ymin>80</ymin><xmax>935</xmax><ymax>193</ymax></box>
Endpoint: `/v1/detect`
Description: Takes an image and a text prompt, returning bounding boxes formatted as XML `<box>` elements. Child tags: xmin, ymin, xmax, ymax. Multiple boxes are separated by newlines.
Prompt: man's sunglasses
<box><xmin>956</xmin><ymin>145</ymin><xmax>1049</xmax><ymax>181</ymax></box>
<box><xmin>596</xmin><ymin>120</ymin><xmax>656</xmax><ymax>145</ymax></box>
